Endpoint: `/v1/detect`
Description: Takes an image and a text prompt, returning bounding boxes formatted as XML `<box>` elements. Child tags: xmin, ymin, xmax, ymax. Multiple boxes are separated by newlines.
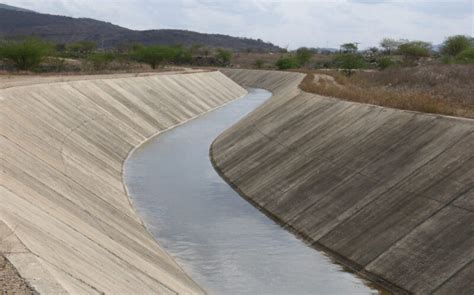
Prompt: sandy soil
<box><xmin>0</xmin><ymin>255</ymin><xmax>37</xmax><ymax>294</ymax></box>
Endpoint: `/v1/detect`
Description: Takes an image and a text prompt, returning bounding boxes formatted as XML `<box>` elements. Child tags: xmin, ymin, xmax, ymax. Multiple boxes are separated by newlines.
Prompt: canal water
<box><xmin>125</xmin><ymin>88</ymin><xmax>377</xmax><ymax>295</ymax></box>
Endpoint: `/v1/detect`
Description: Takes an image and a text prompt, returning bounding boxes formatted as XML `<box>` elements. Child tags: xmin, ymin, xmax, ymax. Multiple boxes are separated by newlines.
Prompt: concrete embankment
<box><xmin>213</xmin><ymin>69</ymin><xmax>474</xmax><ymax>294</ymax></box>
<box><xmin>0</xmin><ymin>71</ymin><xmax>246</xmax><ymax>294</ymax></box>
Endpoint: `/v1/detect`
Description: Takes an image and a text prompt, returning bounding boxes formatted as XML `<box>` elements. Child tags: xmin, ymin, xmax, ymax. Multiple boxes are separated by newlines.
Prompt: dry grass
<box><xmin>299</xmin><ymin>64</ymin><xmax>474</xmax><ymax>119</ymax></box>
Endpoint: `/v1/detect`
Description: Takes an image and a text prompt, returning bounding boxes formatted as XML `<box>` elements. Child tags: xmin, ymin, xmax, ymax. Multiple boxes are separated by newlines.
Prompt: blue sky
<box><xmin>3</xmin><ymin>0</ymin><xmax>473</xmax><ymax>49</ymax></box>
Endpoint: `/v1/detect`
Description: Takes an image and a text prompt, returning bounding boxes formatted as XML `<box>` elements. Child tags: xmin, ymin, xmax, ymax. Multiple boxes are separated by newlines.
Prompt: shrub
<box><xmin>455</xmin><ymin>47</ymin><xmax>474</xmax><ymax>64</ymax></box>
<box><xmin>398</xmin><ymin>41</ymin><xmax>432</xmax><ymax>59</ymax></box>
<box><xmin>66</xmin><ymin>41</ymin><xmax>97</xmax><ymax>58</ymax></box>
<box><xmin>441</xmin><ymin>35</ymin><xmax>473</xmax><ymax>56</ymax></box>
<box><xmin>275</xmin><ymin>57</ymin><xmax>300</xmax><ymax>70</ymax></box>
<box><xmin>340</xmin><ymin>43</ymin><xmax>358</xmax><ymax>53</ymax></box>
<box><xmin>133</xmin><ymin>45</ymin><xmax>176</xmax><ymax>69</ymax></box>
<box><xmin>172</xmin><ymin>45</ymin><xmax>192</xmax><ymax>64</ymax></box>
<box><xmin>333</xmin><ymin>53</ymin><xmax>366</xmax><ymax>74</ymax></box>
<box><xmin>379</xmin><ymin>38</ymin><xmax>403</xmax><ymax>55</ymax></box>
<box><xmin>254</xmin><ymin>59</ymin><xmax>264</xmax><ymax>69</ymax></box>
<box><xmin>295</xmin><ymin>47</ymin><xmax>312</xmax><ymax>67</ymax></box>
<box><xmin>0</xmin><ymin>38</ymin><xmax>54</xmax><ymax>71</ymax></box>
<box><xmin>215</xmin><ymin>49</ymin><xmax>233</xmax><ymax>65</ymax></box>
<box><xmin>377</xmin><ymin>56</ymin><xmax>396</xmax><ymax>70</ymax></box>
<box><xmin>87</xmin><ymin>52</ymin><xmax>115</xmax><ymax>70</ymax></box>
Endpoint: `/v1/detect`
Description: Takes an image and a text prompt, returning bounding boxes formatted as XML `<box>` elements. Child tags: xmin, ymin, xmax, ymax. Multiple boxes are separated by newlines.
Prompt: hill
<box><xmin>0</xmin><ymin>5</ymin><xmax>281</xmax><ymax>51</ymax></box>
<box><xmin>0</xmin><ymin>3</ymin><xmax>33</xmax><ymax>12</ymax></box>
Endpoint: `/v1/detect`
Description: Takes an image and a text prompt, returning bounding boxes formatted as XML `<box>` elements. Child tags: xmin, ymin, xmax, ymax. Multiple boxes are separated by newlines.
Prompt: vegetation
<box><xmin>86</xmin><ymin>52</ymin><xmax>115</xmax><ymax>70</ymax></box>
<box><xmin>455</xmin><ymin>47</ymin><xmax>474</xmax><ymax>64</ymax></box>
<box><xmin>379</xmin><ymin>38</ymin><xmax>403</xmax><ymax>55</ymax></box>
<box><xmin>333</xmin><ymin>53</ymin><xmax>366</xmax><ymax>74</ymax></box>
<box><xmin>276</xmin><ymin>56</ymin><xmax>300</xmax><ymax>70</ymax></box>
<box><xmin>215</xmin><ymin>48</ymin><xmax>233</xmax><ymax>65</ymax></box>
<box><xmin>66</xmin><ymin>41</ymin><xmax>97</xmax><ymax>58</ymax></box>
<box><xmin>398</xmin><ymin>41</ymin><xmax>432</xmax><ymax>59</ymax></box>
<box><xmin>377</xmin><ymin>56</ymin><xmax>396</xmax><ymax>70</ymax></box>
<box><xmin>0</xmin><ymin>38</ymin><xmax>53</xmax><ymax>70</ymax></box>
<box><xmin>295</xmin><ymin>47</ymin><xmax>312</xmax><ymax>67</ymax></box>
<box><xmin>340</xmin><ymin>43</ymin><xmax>358</xmax><ymax>53</ymax></box>
<box><xmin>441</xmin><ymin>35</ymin><xmax>473</xmax><ymax>56</ymax></box>
<box><xmin>254</xmin><ymin>59</ymin><xmax>264</xmax><ymax>69</ymax></box>
<box><xmin>299</xmin><ymin>64</ymin><xmax>474</xmax><ymax>118</ymax></box>
<box><xmin>132</xmin><ymin>45</ymin><xmax>178</xmax><ymax>69</ymax></box>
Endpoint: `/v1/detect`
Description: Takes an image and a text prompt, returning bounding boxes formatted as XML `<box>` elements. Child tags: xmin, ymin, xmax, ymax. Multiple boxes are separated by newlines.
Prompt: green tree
<box><xmin>333</xmin><ymin>53</ymin><xmax>366</xmax><ymax>75</ymax></box>
<box><xmin>254</xmin><ymin>59</ymin><xmax>264</xmax><ymax>69</ymax></box>
<box><xmin>379</xmin><ymin>38</ymin><xmax>402</xmax><ymax>55</ymax></box>
<box><xmin>133</xmin><ymin>45</ymin><xmax>176</xmax><ymax>69</ymax></box>
<box><xmin>398</xmin><ymin>41</ymin><xmax>432</xmax><ymax>59</ymax></box>
<box><xmin>377</xmin><ymin>56</ymin><xmax>396</xmax><ymax>70</ymax></box>
<box><xmin>87</xmin><ymin>52</ymin><xmax>115</xmax><ymax>70</ymax></box>
<box><xmin>340</xmin><ymin>43</ymin><xmax>358</xmax><ymax>53</ymax></box>
<box><xmin>0</xmin><ymin>38</ymin><xmax>54</xmax><ymax>71</ymax></box>
<box><xmin>172</xmin><ymin>45</ymin><xmax>192</xmax><ymax>64</ymax></box>
<box><xmin>441</xmin><ymin>35</ymin><xmax>473</xmax><ymax>56</ymax></box>
<box><xmin>295</xmin><ymin>47</ymin><xmax>312</xmax><ymax>67</ymax></box>
<box><xmin>215</xmin><ymin>49</ymin><xmax>233</xmax><ymax>65</ymax></box>
<box><xmin>275</xmin><ymin>56</ymin><xmax>299</xmax><ymax>70</ymax></box>
<box><xmin>455</xmin><ymin>47</ymin><xmax>474</xmax><ymax>64</ymax></box>
<box><xmin>66</xmin><ymin>41</ymin><xmax>97</xmax><ymax>58</ymax></box>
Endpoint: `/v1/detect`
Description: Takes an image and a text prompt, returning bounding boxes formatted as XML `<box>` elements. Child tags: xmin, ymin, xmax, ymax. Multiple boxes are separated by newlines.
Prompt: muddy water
<box><xmin>125</xmin><ymin>88</ymin><xmax>377</xmax><ymax>295</ymax></box>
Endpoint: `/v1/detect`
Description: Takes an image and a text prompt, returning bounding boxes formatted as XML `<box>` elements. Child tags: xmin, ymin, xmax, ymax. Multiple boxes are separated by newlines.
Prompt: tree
<box><xmin>215</xmin><ymin>49</ymin><xmax>233</xmax><ymax>65</ymax></box>
<box><xmin>254</xmin><ymin>59</ymin><xmax>264</xmax><ymax>69</ymax></box>
<box><xmin>275</xmin><ymin>57</ymin><xmax>299</xmax><ymax>70</ymax></box>
<box><xmin>441</xmin><ymin>35</ymin><xmax>473</xmax><ymax>56</ymax></box>
<box><xmin>379</xmin><ymin>38</ymin><xmax>402</xmax><ymax>55</ymax></box>
<box><xmin>133</xmin><ymin>45</ymin><xmax>176</xmax><ymax>69</ymax></box>
<box><xmin>66</xmin><ymin>41</ymin><xmax>97</xmax><ymax>58</ymax></box>
<box><xmin>333</xmin><ymin>53</ymin><xmax>366</xmax><ymax>75</ymax></box>
<box><xmin>455</xmin><ymin>47</ymin><xmax>474</xmax><ymax>64</ymax></box>
<box><xmin>295</xmin><ymin>47</ymin><xmax>312</xmax><ymax>67</ymax></box>
<box><xmin>340</xmin><ymin>43</ymin><xmax>358</xmax><ymax>53</ymax></box>
<box><xmin>377</xmin><ymin>56</ymin><xmax>396</xmax><ymax>70</ymax></box>
<box><xmin>0</xmin><ymin>38</ymin><xmax>53</xmax><ymax>71</ymax></box>
<box><xmin>171</xmin><ymin>45</ymin><xmax>192</xmax><ymax>64</ymax></box>
<box><xmin>87</xmin><ymin>52</ymin><xmax>115</xmax><ymax>70</ymax></box>
<box><xmin>398</xmin><ymin>41</ymin><xmax>432</xmax><ymax>59</ymax></box>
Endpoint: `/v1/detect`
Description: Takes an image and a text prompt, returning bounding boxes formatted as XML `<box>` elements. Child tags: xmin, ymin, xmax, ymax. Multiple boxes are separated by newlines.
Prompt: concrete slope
<box><xmin>1</xmin><ymin>71</ymin><xmax>247</xmax><ymax>294</ymax></box>
<box><xmin>213</xmin><ymin>69</ymin><xmax>474</xmax><ymax>294</ymax></box>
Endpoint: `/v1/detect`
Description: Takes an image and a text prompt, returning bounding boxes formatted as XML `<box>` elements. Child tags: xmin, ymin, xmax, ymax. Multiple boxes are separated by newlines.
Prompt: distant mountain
<box><xmin>0</xmin><ymin>3</ymin><xmax>34</xmax><ymax>12</ymax></box>
<box><xmin>0</xmin><ymin>5</ymin><xmax>281</xmax><ymax>52</ymax></box>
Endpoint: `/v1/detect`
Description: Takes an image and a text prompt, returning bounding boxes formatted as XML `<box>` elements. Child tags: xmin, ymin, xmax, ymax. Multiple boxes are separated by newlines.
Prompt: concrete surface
<box><xmin>213</xmin><ymin>69</ymin><xmax>474</xmax><ymax>294</ymax></box>
<box><xmin>1</xmin><ymin>71</ymin><xmax>247</xmax><ymax>294</ymax></box>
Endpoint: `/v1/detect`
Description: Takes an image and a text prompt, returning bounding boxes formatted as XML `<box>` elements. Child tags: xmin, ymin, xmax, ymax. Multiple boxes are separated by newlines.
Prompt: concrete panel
<box><xmin>1</xmin><ymin>71</ymin><xmax>247</xmax><ymax>294</ymax></box>
<box><xmin>214</xmin><ymin>69</ymin><xmax>474</xmax><ymax>294</ymax></box>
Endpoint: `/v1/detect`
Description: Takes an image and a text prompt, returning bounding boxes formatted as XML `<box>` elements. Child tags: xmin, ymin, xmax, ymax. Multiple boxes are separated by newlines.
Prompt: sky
<box><xmin>2</xmin><ymin>0</ymin><xmax>473</xmax><ymax>49</ymax></box>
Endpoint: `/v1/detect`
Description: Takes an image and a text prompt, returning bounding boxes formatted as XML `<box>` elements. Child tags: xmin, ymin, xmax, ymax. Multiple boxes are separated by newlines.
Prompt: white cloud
<box><xmin>2</xmin><ymin>0</ymin><xmax>473</xmax><ymax>49</ymax></box>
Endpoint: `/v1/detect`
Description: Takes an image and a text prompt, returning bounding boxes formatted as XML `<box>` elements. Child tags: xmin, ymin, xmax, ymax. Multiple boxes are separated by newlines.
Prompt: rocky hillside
<box><xmin>0</xmin><ymin>5</ymin><xmax>280</xmax><ymax>51</ymax></box>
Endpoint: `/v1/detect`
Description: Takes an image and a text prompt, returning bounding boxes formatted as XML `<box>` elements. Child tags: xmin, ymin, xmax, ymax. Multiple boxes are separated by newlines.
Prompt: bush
<box><xmin>87</xmin><ymin>52</ymin><xmax>115</xmax><ymax>70</ymax></box>
<box><xmin>275</xmin><ymin>57</ymin><xmax>300</xmax><ymax>70</ymax></box>
<box><xmin>215</xmin><ymin>49</ymin><xmax>233</xmax><ymax>65</ymax></box>
<box><xmin>66</xmin><ymin>41</ymin><xmax>97</xmax><ymax>58</ymax></box>
<box><xmin>0</xmin><ymin>38</ymin><xmax>54</xmax><ymax>71</ymax></box>
<box><xmin>296</xmin><ymin>47</ymin><xmax>312</xmax><ymax>67</ymax></box>
<box><xmin>377</xmin><ymin>56</ymin><xmax>396</xmax><ymax>70</ymax></box>
<box><xmin>398</xmin><ymin>41</ymin><xmax>432</xmax><ymax>59</ymax></box>
<box><xmin>333</xmin><ymin>53</ymin><xmax>366</xmax><ymax>73</ymax></box>
<box><xmin>254</xmin><ymin>59</ymin><xmax>264</xmax><ymax>69</ymax></box>
<box><xmin>340</xmin><ymin>43</ymin><xmax>358</xmax><ymax>53</ymax></box>
<box><xmin>133</xmin><ymin>45</ymin><xmax>177</xmax><ymax>69</ymax></box>
<box><xmin>441</xmin><ymin>35</ymin><xmax>473</xmax><ymax>56</ymax></box>
<box><xmin>455</xmin><ymin>47</ymin><xmax>474</xmax><ymax>64</ymax></box>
